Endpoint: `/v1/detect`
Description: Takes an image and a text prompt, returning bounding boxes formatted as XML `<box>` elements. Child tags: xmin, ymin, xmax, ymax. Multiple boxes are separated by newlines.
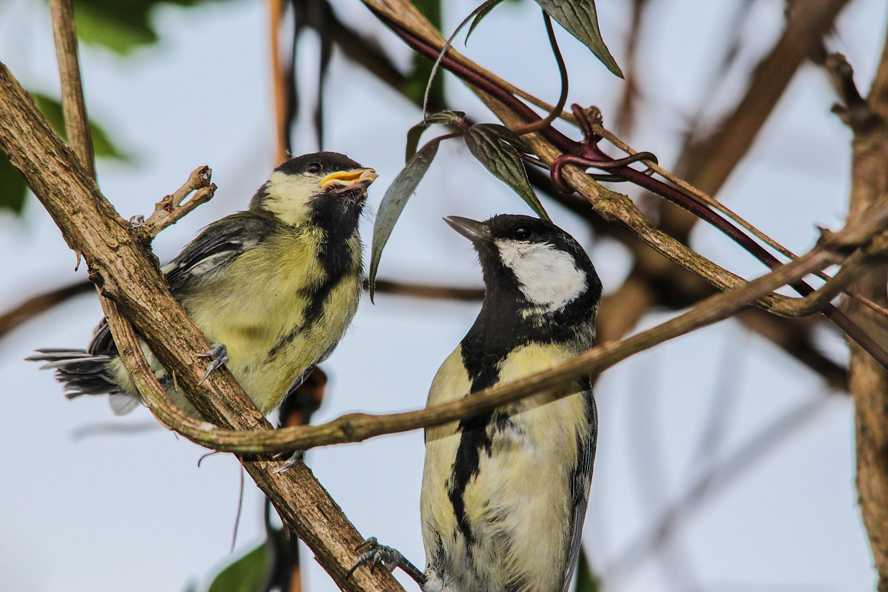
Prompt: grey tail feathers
<box><xmin>26</xmin><ymin>348</ymin><xmax>120</xmax><ymax>398</ymax></box>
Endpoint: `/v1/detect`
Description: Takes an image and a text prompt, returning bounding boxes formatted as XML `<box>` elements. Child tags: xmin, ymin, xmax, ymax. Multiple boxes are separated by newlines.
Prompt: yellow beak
<box><xmin>319</xmin><ymin>168</ymin><xmax>378</xmax><ymax>190</ymax></box>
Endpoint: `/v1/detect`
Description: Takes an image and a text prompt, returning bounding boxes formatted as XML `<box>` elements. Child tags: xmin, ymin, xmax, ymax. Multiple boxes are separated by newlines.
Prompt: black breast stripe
<box><xmin>266</xmin><ymin>196</ymin><xmax>359</xmax><ymax>361</ymax></box>
<box><xmin>447</xmin><ymin>279</ymin><xmax>599</xmax><ymax>551</ymax></box>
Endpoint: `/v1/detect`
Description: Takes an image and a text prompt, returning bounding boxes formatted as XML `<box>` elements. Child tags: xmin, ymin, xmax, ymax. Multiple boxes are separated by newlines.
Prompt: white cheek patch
<box><xmin>495</xmin><ymin>239</ymin><xmax>587</xmax><ymax>312</ymax></box>
<box><xmin>264</xmin><ymin>171</ymin><xmax>319</xmax><ymax>224</ymax></box>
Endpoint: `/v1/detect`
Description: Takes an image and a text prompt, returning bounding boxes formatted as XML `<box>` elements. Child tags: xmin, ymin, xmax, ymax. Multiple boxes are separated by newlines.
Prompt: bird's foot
<box><xmin>272</xmin><ymin>449</ymin><xmax>305</xmax><ymax>474</ymax></box>
<box><xmin>198</xmin><ymin>343</ymin><xmax>228</xmax><ymax>384</ymax></box>
<box><xmin>347</xmin><ymin>537</ymin><xmax>426</xmax><ymax>586</ymax></box>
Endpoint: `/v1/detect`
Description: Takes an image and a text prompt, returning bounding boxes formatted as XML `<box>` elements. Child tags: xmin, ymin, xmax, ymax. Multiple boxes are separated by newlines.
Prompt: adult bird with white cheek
<box><xmin>354</xmin><ymin>214</ymin><xmax>602</xmax><ymax>592</ymax></box>
<box><xmin>29</xmin><ymin>151</ymin><xmax>376</xmax><ymax>421</ymax></box>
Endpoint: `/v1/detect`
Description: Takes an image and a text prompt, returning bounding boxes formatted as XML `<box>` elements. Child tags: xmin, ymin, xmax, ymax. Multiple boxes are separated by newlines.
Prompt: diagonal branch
<box><xmin>19</xmin><ymin>8</ymin><xmax>403</xmax><ymax>589</ymax></box>
<box><xmin>46</xmin><ymin>202</ymin><xmax>888</xmax><ymax>456</ymax></box>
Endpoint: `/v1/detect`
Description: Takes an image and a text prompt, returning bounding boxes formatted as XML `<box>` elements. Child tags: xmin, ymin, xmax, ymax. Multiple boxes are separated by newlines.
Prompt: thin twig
<box><xmin>49</xmin><ymin>0</ymin><xmax>94</xmax><ymax>179</ymax></box>
<box><xmin>103</xmin><ymin>214</ymin><xmax>888</xmax><ymax>455</ymax></box>
<box><xmin>134</xmin><ymin>166</ymin><xmax>216</xmax><ymax>241</ymax></box>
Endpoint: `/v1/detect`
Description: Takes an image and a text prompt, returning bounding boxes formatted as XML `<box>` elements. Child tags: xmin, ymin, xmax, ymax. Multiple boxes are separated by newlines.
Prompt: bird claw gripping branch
<box><xmin>346</xmin><ymin>537</ymin><xmax>427</xmax><ymax>587</ymax></box>
<box><xmin>550</xmin><ymin>104</ymin><xmax>659</xmax><ymax>189</ymax></box>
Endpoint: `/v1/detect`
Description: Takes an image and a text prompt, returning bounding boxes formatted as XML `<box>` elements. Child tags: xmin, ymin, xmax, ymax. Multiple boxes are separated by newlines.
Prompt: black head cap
<box><xmin>275</xmin><ymin>151</ymin><xmax>362</xmax><ymax>176</ymax></box>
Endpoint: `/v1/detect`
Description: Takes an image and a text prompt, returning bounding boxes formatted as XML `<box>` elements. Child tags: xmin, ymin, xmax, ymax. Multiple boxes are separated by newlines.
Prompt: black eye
<box><xmin>307</xmin><ymin>162</ymin><xmax>322</xmax><ymax>174</ymax></box>
<box><xmin>514</xmin><ymin>227</ymin><xmax>531</xmax><ymax>240</ymax></box>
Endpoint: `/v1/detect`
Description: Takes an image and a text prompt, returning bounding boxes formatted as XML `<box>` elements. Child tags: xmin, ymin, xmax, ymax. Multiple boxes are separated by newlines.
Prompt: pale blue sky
<box><xmin>0</xmin><ymin>0</ymin><xmax>885</xmax><ymax>590</ymax></box>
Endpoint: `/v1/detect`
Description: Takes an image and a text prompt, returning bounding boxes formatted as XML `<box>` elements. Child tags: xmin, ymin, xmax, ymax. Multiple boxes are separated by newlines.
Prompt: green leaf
<box><xmin>405</xmin><ymin>110</ymin><xmax>465</xmax><ymax>162</ymax></box>
<box><xmin>0</xmin><ymin>91</ymin><xmax>128</xmax><ymax>215</ymax></box>
<box><xmin>31</xmin><ymin>93</ymin><xmax>128</xmax><ymax>160</ymax></box>
<box><xmin>463</xmin><ymin>124</ymin><xmax>550</xmax><ymax>221</ymax></box>
<box><xmin>207</xmin><ymin>542</ymin><xmax>269</xmax><ymax>592</ymax></box>
<box><xmin>369</xmin><ymin>139</ymin><xmax>442</xmax><ymax>301</ymax></box>
<box><xmin>73</xmin><ymin>0</ymin><xmax>232</xmax><ymax>55</ymax></box>
<box><xmin>534</xmin><ymin>0</ymin><xmax>623</xmax><ymax>78</ymax></box>
<box><xmin>465</xmin><ymin>0</ymin><xmax>506</xmax><ymax>44</ymax></box>
<box><xmin>574</xmin><ymin>547</ymin><xmax>600</xmax><ymax>592</ymax></box>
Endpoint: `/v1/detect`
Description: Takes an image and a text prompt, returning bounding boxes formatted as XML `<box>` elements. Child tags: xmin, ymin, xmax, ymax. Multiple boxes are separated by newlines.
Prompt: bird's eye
<box><xmin>514</xmin><ymin>227</ymin><xmax>531</xmax><ymax>240</ymax></box>
<box><xmin>307</xmin><ymin>162</ymin><xmax>322</xmax><ymax>174</ymax></box>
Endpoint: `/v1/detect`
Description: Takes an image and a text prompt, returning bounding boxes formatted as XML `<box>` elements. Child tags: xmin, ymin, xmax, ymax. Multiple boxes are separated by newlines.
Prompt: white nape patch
<box><xmin>495</xmin><ymin>239</ymin><xmax>587</xmax><ymax>312</ymax></box>
<box><xmin>263</xmin><ymin>171</ymin><xmax>320</xmax><ymax>225</ymax></box>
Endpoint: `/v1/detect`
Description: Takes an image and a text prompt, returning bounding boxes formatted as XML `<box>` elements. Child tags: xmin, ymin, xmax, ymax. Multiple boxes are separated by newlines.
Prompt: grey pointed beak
<box><xmin>444</xmin><ymin>216</ymin><xmax>490</xmax><ymax>244</ymax></box>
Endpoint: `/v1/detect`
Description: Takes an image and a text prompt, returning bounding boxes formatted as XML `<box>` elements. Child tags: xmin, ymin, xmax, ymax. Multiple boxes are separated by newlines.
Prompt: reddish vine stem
<box><xmin>372</xmin><ymin>8</ymin><xmax>888</xmax><ymax>368</ymax></box>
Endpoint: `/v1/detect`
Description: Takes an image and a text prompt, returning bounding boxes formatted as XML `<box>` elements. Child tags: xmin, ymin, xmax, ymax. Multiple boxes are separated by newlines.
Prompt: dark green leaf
<box><xmin>464</xmin><ymin>124</ymin><xmax>550</xmax><ymax>220</ymax></box>
<box><xmin>207</xmin><ymin>542</ymin><xmax>269</xmax><ymax>592</ymax></box>
<box><xmin>574</xmin><ymin>547</ymin><xmax>600</xmax><ymax>592</ymax></box>
<box><xmin>31</xmin><ymin>94</ymin><xmax>128</xmax><ymax>160</ymax></box>
<box><xmin>369</xmin><ymin>139</ymin><xmax>442</xmax><ymax>301</ymax></box>
<box><xmin>465</xmin><ymin>0</ymin><xmax>506</xmax><ymax>44</ymax></box>
<box><xmin>405</xmin><ymin>110</ymin><xmax>465</xmax><ymax>162</ymax></box>
<box><xmin>0</xmin><ymin>155</ymin><xmax>27</xmax><ymax>215</ymax></box>
<box><xmin>534</xmin><ymin>0</ymin><xmax>623</xmax><ymax>78</ymax></box>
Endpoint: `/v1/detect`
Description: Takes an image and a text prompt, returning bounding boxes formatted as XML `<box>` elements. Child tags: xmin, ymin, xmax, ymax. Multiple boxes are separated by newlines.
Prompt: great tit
<box><xmin>29</xmin><ymin>151</ymin><xmax>376</xmax><ymax>418</ymax></box>
<box><xmin>422</xmin><ymin>214</ymin><xmax>601</xmax><ymax>592</ymax></box>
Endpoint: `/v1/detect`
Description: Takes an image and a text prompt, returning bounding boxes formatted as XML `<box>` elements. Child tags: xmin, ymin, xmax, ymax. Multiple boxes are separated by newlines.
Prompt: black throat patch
<box><xmin>266</xmin><ymin>195</ymin><xmax>362</xmax><ymax>361</ymax></box>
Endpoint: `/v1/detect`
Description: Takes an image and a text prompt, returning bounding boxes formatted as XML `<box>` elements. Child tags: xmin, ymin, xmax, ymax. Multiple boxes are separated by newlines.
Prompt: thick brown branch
<box><xmin>0</xmin><ymin>62</ymin><xmax>402</xmax><ymax>592</ymax></box>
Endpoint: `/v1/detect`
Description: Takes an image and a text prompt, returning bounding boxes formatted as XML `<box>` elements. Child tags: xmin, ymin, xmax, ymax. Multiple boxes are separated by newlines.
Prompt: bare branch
<box><xmin>54</xmin><ymin>207</ymin><xmax>888</xmax><ymax>456</ymax></box>
<box><xmin>830</xmin><ymin>42</ymin><xmax>888</xmax><ymax>587</ymax></box>
<box><xmin>133</xmin><ymin>165</ymin><xmax>216</xmax><ymax>241</ymax></box>
<box><xmin>0</xmin><ymin>279</ymin><xmax>92</xmax><ymax>338</ymax></box>
<box><xmin>49</xmin><ymin>0</ymin><xmax>95</xmax><ymax>179</ymax></box>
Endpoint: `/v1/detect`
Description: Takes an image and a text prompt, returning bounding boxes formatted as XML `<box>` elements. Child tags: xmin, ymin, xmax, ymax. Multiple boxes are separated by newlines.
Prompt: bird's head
<box><xmin>251</xmin><ymin>151</ymin><xmax>377</xmax><ymax>228</ymax></box>
<box><xmin>445</xmin><ymin>214</ymin><xmax>601</xmax><ymax>318</ymax></box>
